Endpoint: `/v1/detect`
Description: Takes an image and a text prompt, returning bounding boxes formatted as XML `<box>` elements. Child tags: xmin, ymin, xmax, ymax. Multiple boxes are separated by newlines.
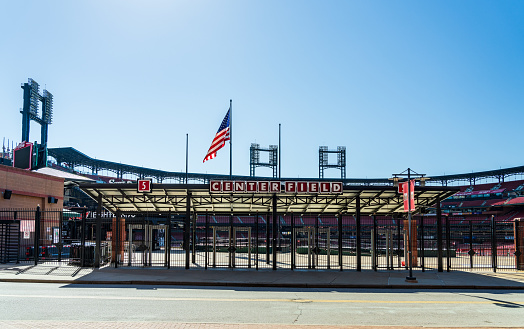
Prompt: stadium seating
<box><xmin>505</xmin><ymin>196</ymin><xmax>524</xmax><ymax>205</ymax></box>
<box><xmin>439</xmin><ymin>179</ymin><xmax>524</xmax><ymax>225</ymax></box>
<box><xmin>319</xmin><ymin>217</ymin><xmax>338</xmax><ymax>225</ymax></box>
<box><xmin>497</xmin><ymin>210</ymin><xmax>520</xmax><ymax>222</ymax></box>
<box><xmin>301</xmin><ymin>216</ymin><xmax>317</xmax><ymax>225</ymax></box>
<box><xmin>463</xmin><ymin>183</ymin><xmax>497</xmax><ymax>192</ymax></box>
<box><xmin>483</xmin><ymin>199</ymin><xmax>507</xmax><ymax>206</ymax></box>
<box><xmin>510</xmin><ymin>209</ymin><xmax>524</xmax><ymax>220</ymax></box>
<box><xmin>499</xmin><ymin>180</ymin><xmax>524</xmax><ymax>191</ymax></box>
<box><xmin>441</xmin><ymin>202</ymin><xmax>462</xmax><ymax>210</ymax></box>
<box><xmin>460</xmin><ymin>200</ymin><xmax>487</xmax><ymax>208</ymax></box>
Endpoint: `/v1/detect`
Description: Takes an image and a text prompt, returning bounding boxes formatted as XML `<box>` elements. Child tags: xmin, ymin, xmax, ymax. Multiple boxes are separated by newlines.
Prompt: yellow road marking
<box><xmin>0</xmin><ymin>294</ymin><xmax>522</xmax><ymax>305</ymax></box>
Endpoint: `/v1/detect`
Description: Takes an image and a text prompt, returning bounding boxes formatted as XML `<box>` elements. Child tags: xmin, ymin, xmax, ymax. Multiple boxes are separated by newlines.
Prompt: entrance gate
<box><xmin>0</xmin><ymin>220</ymin><xmax>20</xmax><ymax>264</ymax></box>
<box><xmin>372</xmin><ymin>228</ymin><xmax>396</xmax><ymax>270</ymax></box>
<box><xmin>127</xmin><ymin>223</ymin><xmax>167</xmax><ymax>267</ymax></box>
<box><xmin>294</xmin><ymin>227</ymin><xmax>332</xmax><ymax>269</ymax></box>
<box><xmin>444</xmin><ymin>218</ymin><xmax>516</xmax><ymax>271</ymax></box>
<box><xmin>209</xmin><ymin>226</ymin><xmax>252</xmax><ymax>268</ymax></box>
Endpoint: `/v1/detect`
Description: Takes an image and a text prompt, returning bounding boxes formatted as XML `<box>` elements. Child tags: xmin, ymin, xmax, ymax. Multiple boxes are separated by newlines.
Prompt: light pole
<box><xmin>391</xmin><ymin>168</ymin><xmax>427</xmax><ymax>283</ymax></box>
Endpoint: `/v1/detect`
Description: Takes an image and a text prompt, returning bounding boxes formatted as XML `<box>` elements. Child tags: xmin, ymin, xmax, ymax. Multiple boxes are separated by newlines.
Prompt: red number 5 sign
<box><xmin>137</xmin><ymin>179</ymin><xmax>152</xmax><ymax>193</ymax></box>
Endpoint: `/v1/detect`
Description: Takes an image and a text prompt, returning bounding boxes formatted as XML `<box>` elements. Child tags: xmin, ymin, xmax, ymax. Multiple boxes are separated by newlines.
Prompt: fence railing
<box><xmin>0</xmin><ymin>208</ymin><xmax>521</xmax><ymax>272</ymax></box>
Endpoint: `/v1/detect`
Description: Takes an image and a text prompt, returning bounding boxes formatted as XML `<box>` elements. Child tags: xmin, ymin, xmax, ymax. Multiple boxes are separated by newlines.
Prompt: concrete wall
<box><xmin>0</xmin><ymin>164</ymin><xmax>64</xmax><ymax>210</ymax></box>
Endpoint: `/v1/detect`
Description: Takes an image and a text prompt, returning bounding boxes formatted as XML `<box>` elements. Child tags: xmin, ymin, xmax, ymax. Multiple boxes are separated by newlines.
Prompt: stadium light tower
<box><xmin>19</xmin><ymin>78</ymin><xmax>53</xmax><ymax>169</ymax></box>
<box><xmin>391</xmin><ymin>168</ymin><xmax>426</xmax><ymax>283</ymax></box>
<box><xmin>319</xmin><ymin>146</ymin><xmax>346</xmax><ymax>179</ymax></box>
<box><xmin>250</xmin><ymin>143</ymin><xmax>278</xmax><ymax>178</ymax></box>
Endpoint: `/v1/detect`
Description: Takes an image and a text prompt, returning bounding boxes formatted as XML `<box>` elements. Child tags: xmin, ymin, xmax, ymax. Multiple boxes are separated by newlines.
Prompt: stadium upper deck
<box><xmin>48</xmin><ymin>147</ymin><xmax>524</xmax><ymax>186</ymax></box>
<box><xmin>46</xmin><ymin>147</ymin><xmax>524</xmax><ymax>221</ymax></box>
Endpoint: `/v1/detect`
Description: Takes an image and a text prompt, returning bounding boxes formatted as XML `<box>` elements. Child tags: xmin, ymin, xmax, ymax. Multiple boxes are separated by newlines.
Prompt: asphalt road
<box><xmin>0</xmin><ymin>282</ymin><xmax>523</xmax><ymax>327</ymax></box>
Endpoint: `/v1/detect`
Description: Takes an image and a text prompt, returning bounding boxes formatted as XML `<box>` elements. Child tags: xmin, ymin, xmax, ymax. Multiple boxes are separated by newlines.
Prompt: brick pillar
<box><xmin>403</xmin><ymin>219</ymin><xmax>418</xmax><ymax>267</ymax></box>
<box><xmin>111</xmin><ymin>216</ymin><xmax>125</xmax><ymax>264</ymax></box>
<box><xmin>514</xmin><ymin>219</ymin><xmax>524</xmax><ymax>270</ymax></box>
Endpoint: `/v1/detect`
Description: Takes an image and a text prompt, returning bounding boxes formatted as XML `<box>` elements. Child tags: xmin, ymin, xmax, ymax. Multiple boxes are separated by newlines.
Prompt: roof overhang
<box><xmin>34</xmin><ymin>167</ymin><xmax>95</xmax><ymax>182</ymax></box>
<box><xmin>79</xmin><ymin>183</ymin><xmax>459</xmax><ymax>216</ymax></box>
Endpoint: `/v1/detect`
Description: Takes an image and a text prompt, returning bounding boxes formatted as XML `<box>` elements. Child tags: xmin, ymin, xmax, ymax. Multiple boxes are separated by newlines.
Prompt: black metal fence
<box><xmin>187</xmin><ymin>214</ymin><xmax>519</xmax><ymax>272</ymax></box>
<box><xmin>0</xmin><ymin>208</ymin><xmax>520</xmax><ymax>272</ymax></box>
<box><xmin>442</xmin><ymin>217</ymin><xmax>516</xmax><ymax>271</ymax></box>
<box><xmin>0</xmin><ymin>208</ymin><xmax>110</xmax><ymax>269</ymax></box>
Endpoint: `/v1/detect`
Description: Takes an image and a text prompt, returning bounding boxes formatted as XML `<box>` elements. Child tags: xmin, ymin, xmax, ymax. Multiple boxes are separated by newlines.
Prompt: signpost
<box><xmin>405</xmin><ymin>174</ymin><xmax>416</xmax><ymax>282</ymax></box>
<box><xmin>392</xmin><ymin>168</ymin><xmax>426</xmax><ymax>283</ymax></box>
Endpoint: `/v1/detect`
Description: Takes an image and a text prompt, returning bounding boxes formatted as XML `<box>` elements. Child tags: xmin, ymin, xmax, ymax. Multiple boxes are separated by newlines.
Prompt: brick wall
<box><xmin>0</xmin><ymin>164</ymin><xmax>64</xmax><ymax>210</ymax></box>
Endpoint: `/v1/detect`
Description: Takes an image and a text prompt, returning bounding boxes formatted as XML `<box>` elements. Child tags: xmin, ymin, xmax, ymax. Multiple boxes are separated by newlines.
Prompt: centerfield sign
<box><xmin>210</xmin><ymin>180</ymin><xmax>343</xmax><ymax>194</ymax></box>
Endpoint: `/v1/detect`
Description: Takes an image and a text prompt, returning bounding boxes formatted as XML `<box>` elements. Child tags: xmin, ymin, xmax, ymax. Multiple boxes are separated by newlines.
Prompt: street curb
<box><xmin>1</xmin><ymin>278</ymin><xmax>523</xmax><ymax>289</ymax></box>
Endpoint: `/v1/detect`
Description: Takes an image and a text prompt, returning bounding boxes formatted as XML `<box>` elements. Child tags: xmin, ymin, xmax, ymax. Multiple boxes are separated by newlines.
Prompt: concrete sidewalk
<box><xmin>1</xmin><ymin>263</ymin><xmax>523</xmax><ymax>289</ymax></box>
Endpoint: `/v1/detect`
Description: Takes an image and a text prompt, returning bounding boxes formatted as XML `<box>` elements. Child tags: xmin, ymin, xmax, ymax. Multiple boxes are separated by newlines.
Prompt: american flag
<box><xmin>203</xmin><ymin>109</ymin><xmax>230</xmax><ymax>163</ymax></box>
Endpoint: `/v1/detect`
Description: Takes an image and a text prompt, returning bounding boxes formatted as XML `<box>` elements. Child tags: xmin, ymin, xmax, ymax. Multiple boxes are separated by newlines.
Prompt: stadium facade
<box><xmin>2</xmin><ymin>146</ymin><xmax>524</xmax><ymax>272</ymax></box>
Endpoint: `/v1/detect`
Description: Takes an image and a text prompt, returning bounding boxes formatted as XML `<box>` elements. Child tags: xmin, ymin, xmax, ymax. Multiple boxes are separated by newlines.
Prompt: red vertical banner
<box><xmin>410</xmin><ymin>180</ymin><xmax>415</xmax><ymax>211</ymax></box>
<box><xmin>402</xmin><ymin>180</ymin><xmax>415</xmax><ymax>212</ymax></box>
<box><xmin>402</xmin><ymin>182</ymin><xmax>408</xmax><ymax>211</ymax></box>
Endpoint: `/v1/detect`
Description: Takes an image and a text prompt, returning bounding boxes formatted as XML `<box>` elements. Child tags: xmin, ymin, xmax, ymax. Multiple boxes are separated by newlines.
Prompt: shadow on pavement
<box><xmin>47</xmin><ymin>266</ymin><xmax>524</xmax><ymax>294</ymax></box>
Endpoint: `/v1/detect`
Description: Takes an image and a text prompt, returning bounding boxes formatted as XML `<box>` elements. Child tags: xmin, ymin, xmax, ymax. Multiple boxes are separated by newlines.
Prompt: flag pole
<box><xmin>185</xmin><ymin>133</ymin><xmax>189</xmax><ymax>184</ymax></box>
<box><xmin>279</xmin><ymin>123</ymin><xmax>281</xmax><ymax>180</ymax></box>
<box><xmin>229</xmin><ymin>99</ymin><xmax>232</xmax><ymax>179</ymax></box>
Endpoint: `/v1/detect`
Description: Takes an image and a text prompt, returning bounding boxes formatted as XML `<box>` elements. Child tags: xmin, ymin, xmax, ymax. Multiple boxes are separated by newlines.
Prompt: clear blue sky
<box><xmin>1</xmin><ymin>1</ymin><xmax>523</xmax><ymax>180</ymax></box>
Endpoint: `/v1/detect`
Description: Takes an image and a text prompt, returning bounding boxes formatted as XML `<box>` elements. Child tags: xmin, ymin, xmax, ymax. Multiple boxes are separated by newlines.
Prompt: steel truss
<box><xmin>81</xmin><ymin>184</ymin><xmax>457</xmax><ymax>217</ymax></box>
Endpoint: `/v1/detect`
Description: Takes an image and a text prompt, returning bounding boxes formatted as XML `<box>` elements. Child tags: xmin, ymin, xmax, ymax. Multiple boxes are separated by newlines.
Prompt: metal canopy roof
<box><xmin>79</xmin><ymin>183</ymin><xmax>459</xmax><ymax>216</ymax></box>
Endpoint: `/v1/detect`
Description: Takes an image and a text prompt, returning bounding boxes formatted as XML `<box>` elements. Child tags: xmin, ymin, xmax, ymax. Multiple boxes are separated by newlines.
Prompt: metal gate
<box><xmin>208</xmin><ymin>225</ymin><xmax>231</xmax><ymax>268</ymax></box>
<box><xmin>120</xmin><ymin>216</ymin><xmax>169</xmax><ymax>267</ymax></box>
<box><xmin>444</xmin><ymin>217</ymin><xmax>516</xmax><ymax>271</ymax></box>
<box><xmin>206</xmin><ymin>226</ymin><xmax>253</xmax><ymax>268</ymax></box>
<box><xmin>0</xmin><ymin>220</ymin><xmax>20</xmax><ymax>263</ymax></box>
<box><xmin>361</xmin><ymin>216</ymin><xmax>405</xmax><ymax>271</ymax></box>
<box><xmin>294</xmin><ymin>227</ymin><xmax>333</xmax><ymax>269</ymax></box>
<box><xmin>195</xmin><ymin>213</ymin><xmax>283</xmax><ymax>270</ymax></box>
<box><xmin>127</xmin><ymin>223</ymin><xmax>167</xmax><ymax>267</ymax></box>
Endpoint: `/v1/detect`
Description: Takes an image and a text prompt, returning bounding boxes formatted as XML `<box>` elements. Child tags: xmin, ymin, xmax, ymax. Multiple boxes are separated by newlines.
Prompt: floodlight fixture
<box><xmin>337</xmin><ymin>146</ymin><xmax>346</xmax><ymax>166</ymax></box>
<box><xmin>419</xmin><ymin>177</ymin><xmax>430</xmax><ymax>187</ymax></box>
<box><xmin>319</xmin><ymin>146</ymin><xmax>328</xmax><ymax>166</ymax></box>
<box><xmin>3</xmin><ymin>189</ymin><xmax>12</xmax><ymax>199</ymax></box>
<box><xmin>28</xmin><ymin>78</ymin><xmax>40</xmax><ymax>118</ymax></box>
<box><xmin>388</xmin><ymin>176</ymin><xmax>400</xmax><ymax>187</ymax></box>
<box><xmin>42</xmin><ymin>89</ymin><xmax>53</xmax><ymax>124</ymax></box>
<box><xmin>269</xmin><ymin>145</ymin><xmax>278</xmax><ymax>165</ymax></box>
<box><xmin>250</xmin><ymin>143</ymin><xmax>260</xmax><ymax>164</ymax></box>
